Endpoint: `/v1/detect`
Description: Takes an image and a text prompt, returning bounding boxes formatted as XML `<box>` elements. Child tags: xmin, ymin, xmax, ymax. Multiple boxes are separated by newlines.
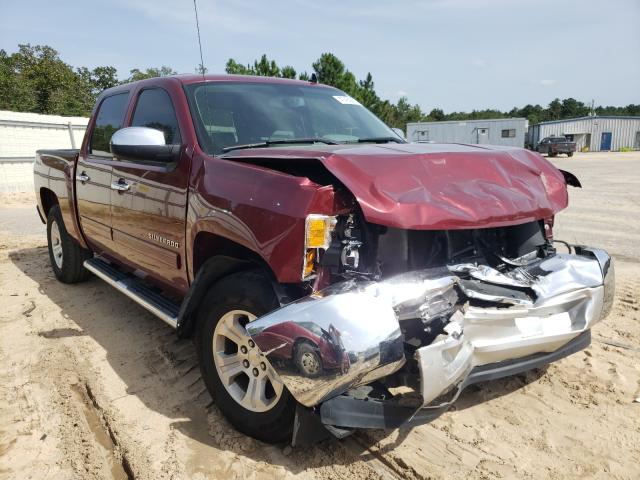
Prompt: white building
<box><xmin>528</xmin><ymin>116</ymin><xmax>640</xmax><ymax>152</ymax></box>
<box><xmin>0</xmin><ymin>110</ymin><xmax>89</xmax><ymax>192</ymax></box>
<box><xmin>406</xmin><ymin>118</ymin><xmax>528</xmax><ymax>147</ymax></box>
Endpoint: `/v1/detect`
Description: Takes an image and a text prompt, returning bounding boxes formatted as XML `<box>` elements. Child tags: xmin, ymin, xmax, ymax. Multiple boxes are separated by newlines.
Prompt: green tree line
<box><xmin>0</xmin><ymin>44</ymin><xmax>176</xmax><ymax>116</ymax></box>
<box><xmin>1</xmin><ymin>45</ymin><xmax>638</xmax><ymax>127</ymax></box>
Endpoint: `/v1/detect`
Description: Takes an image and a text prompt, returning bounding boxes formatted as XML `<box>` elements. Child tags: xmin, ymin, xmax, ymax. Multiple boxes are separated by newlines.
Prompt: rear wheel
<box><xmin>195</xmin><ymin>270</ymin><xmax>296</xmax><ymax>443</ymax></box>
<box><xmin>46</xmin><ymin>205</ymin><xmax>92</xmax><ymax>283</ymax></box>
<box><xmin>567</xmin><ymin>151</ymin><xmax>574</xmax><ymax>157</ymax></box>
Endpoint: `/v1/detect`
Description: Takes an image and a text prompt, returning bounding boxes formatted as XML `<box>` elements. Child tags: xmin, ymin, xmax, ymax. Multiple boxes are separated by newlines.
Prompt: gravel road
<box><xmin>0</xmin><ymin>152</ymin><xmax>638</xmax><ymax>479</ymax></box>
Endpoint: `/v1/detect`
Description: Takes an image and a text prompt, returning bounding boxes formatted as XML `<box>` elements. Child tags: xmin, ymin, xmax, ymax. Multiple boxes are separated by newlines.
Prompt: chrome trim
<box><xmin>110</xmin><ymin>180</ymin><xmax>130</xmax><ymax>192</ymax></box>
<box><xmin>246</xmin><ymin>283</ymin><xmax>406</xmax><ymax>407</ymax></box>
<box><xmin>247</xmin><ymin>247</ymin><xmax>613</xmax><ymax>408</ymax></box>
<box><xmin>76</xmin><ymin>172</ymin><xmax>90</xmax><ymax>183</ymax></box>
<box><xmin>417</xmin><ymin>249</ymin><xmax>613</xmax><ymax>406</ymax></box>
<box><xmin>576</xmin><ymin>246</ymin><xmax>615</xmax><ymax>319</ymax></box>
<box><xmin>83</xmin><ymin>260</ymin><xmax>178</xmax><ymax>329</ymax></box>
<box><xmin>110</xmin><ymin>126</ymin><xmax>166</xmax><ymax>147</ymax></box>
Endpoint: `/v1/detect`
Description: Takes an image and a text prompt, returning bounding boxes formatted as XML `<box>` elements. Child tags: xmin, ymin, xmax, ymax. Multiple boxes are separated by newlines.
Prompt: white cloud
<box><xmin>540</xmin><ymin>79</ymin><xmax>557</xmax><ymax>86</ymax></box>
<box><xmin>472</xmin><ymin>58</ymin><xmax>488</xmax><ymax>69</ymax></box>
<box><xmin>396</xmin><ymin>90</ymin><xmax>408</xmax><ymax>97</ymax></box>
<box><xmin>113</xmin><ymin>0</ymin><xmax>270</xmax><ymax>35</ymax></box>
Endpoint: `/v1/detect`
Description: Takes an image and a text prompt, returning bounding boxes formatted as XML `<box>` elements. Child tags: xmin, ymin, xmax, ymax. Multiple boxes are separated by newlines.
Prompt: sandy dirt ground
<box><xmin>0</xmin><ymin>152</ymin><xmax>638</xmax><ymax>479</ymax></box>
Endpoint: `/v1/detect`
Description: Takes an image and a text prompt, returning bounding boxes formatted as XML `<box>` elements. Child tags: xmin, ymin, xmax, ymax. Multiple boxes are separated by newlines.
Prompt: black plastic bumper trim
<box><xmin>320</xmin><ymin>330</ymin><xmax>591</xmax><ymax>429</ymax></box>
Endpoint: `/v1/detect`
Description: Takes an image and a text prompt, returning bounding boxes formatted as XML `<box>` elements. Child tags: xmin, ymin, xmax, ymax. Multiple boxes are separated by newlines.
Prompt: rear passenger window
<box><xmin>131</xmin><ymin>89</ymin><xmax>181</xmax><ymax>145</ymax></box>
<box><xmin>90</xmin><ymin>93</ymin><xmax>129</xmax><ymax>156</ymax></box>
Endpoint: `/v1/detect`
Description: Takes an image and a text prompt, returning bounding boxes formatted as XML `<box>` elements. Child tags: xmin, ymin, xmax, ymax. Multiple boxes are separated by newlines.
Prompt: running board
<box><xmin>83</xmin><ymin>257</ymin><xmax>179</xmax><ymax>329</ymax></box>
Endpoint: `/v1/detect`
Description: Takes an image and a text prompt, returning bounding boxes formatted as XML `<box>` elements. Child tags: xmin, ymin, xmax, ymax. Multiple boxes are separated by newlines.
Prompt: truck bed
<box><xmin>36</xmin><ymin>148</ymin><xmax>80</xmax><ymax>162</ymax></box>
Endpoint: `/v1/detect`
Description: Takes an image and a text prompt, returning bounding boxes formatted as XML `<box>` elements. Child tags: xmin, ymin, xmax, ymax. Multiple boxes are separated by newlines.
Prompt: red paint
<box><xmin>253</xmin><ymin>321</ymin><xmax>348</xmax><ymax>371</ymax></box>
<box><xmin>35</xmin><ymin>74</ymin><xmax>571</xmax><ymax>295</ymax></box>
<box><xmin>226</xmin><ymin>142</ymin><xmax>568</xmax><ymax>230</ymax></box>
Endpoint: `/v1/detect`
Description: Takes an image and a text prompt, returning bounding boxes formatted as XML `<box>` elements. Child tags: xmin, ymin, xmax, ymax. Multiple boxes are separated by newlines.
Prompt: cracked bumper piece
<box><xmin>246</xmin><ymin>246</ymin><xmax>613</xmax><ymax>411</ymax></box>
<box><xmin>320</xmin><ymin>330</ymin><xmax>592</xmax><ymax>429</ymax></box>
<box><xmin>417</xmin><ymin>246</ymin><xmax>613</xmax><ymax>405</ymax></box>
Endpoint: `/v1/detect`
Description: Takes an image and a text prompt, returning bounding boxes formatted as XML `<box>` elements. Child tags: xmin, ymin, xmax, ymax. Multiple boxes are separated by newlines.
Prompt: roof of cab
<box><xmin>98</xmin><ymin>74</ymin><xmax>332</xmax><ymax>100</ymax></box>
<box><xmin>175</xmin><ymin>74</ymin><xmax>323</xmax><ymax>87</ymax></box>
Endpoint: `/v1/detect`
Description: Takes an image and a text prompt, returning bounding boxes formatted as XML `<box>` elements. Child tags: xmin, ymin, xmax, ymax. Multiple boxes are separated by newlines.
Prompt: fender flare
<box><xmin>176</xmin><ymin>255</ymin><xmax>297</xmax><ymax>338</ymax></box>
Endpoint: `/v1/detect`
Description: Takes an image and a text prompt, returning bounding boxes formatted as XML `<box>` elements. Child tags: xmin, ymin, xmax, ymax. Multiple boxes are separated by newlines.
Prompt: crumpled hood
<box><xmin>225</xmin><ymin>143</ymin><xmax>569</xmax><ymax>230</ymax></box>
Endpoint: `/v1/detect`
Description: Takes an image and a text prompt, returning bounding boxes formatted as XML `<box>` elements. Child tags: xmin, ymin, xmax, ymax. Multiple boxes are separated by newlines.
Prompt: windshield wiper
<box><xmin>222</xmin><ymin>138</ymin><xmax>338</xmax><ymax>153</ymax></box>
<box><xmin>355</xmin><ymin>136</ymin><xmax>405</xmax><ymax>144</ymax></box>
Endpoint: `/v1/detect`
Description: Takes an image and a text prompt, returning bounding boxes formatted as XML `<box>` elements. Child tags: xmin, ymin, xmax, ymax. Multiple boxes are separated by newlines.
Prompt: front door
<box><xmin>476</xmin><ymin>128</ymin><xmax>489</xmax><ymax>144</ymax></box>
<box><xmin>109</xmin><ymin>87</ymin><xmax>190</xmax><ymax>294</ymax></box>
<box><xmin>600</xmin><ymin>132</ymin><xmax>612</xmax><ymax>151</ymax></box>
<box><xmin>76</xmin><ymin>92</ymin><xmax>129</xmax><ymax>253</ymax></box>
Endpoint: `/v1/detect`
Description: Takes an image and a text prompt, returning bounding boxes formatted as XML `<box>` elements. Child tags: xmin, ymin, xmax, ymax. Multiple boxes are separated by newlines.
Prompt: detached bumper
<box><xmin>320</xmin><ymin>330</ymin><xmax>592</xmax><ymax>429</ymax></box>
<box><xmin>247</xmin><ymin>246</ymin><xmax>614</xmax><ymax>421</ymax></box>
<box><xmin>416</xmin><ymin>246</ymin><xmax>614</xmax><ymax>405</ymax></box>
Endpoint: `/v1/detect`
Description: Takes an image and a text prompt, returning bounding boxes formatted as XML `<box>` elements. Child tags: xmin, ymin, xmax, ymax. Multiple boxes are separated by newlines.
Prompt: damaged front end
<box><xmin>246</xmin><ymin>243</ymin><xmax>614</xmax><ymax>435</ymax></box>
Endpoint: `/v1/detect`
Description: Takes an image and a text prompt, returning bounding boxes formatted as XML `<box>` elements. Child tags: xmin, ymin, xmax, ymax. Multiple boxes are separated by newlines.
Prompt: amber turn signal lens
<box><xmin>306</xmin><ymin>218</ymin><xmax>328</xmax><ymax>248</ymax></box>
<box><xmin>304</xmin><ymin>215</ymin><xmax>336</xmax><ymax>250</ymax></box>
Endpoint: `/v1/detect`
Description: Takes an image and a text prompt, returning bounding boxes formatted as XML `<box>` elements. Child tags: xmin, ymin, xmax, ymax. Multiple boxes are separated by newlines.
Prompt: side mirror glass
<box><xmin>110</xmin><ymin>127</ymin><xmax>181</xmax><ymax>163</ymax></box>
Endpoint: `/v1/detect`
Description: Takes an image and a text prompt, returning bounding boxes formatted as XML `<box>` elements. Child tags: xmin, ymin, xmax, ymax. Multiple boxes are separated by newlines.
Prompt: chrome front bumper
<box><xmin>247</xmin><ymin>246</ymin><xmax>614</xmax><ymax>409</ymax></box>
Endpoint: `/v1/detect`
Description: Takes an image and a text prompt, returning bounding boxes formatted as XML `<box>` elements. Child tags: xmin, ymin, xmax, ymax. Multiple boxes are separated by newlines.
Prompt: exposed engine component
<box><xmin>339</xmin><ymin>215</ymin><xmax>362</xmax><ymax>269</ymax></box>
<box><xmin>321</xmin><ymin>213</ymin><xmax>371</xmax><ymax>278</ymax></box>
<box><xmin>377</xmin><ymin>220</ymin><xmax>554</xmax><ymax>278</ymax></box>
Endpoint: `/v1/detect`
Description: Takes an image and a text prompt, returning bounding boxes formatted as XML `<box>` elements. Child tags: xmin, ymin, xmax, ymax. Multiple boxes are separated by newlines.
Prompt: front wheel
<box><xmin>195</xmin><ymin>270</ymin><xmax>296</xmax><ymax>443</ymax></box>
<box><xmin>294</xmin><ymin>342</ymin><xmax>323</xmax><ymax>378</ymax></box>
<box><xmin>567</xmin><ymin>151</ymin><xmax>574</xmax><ymax>157</ymax></box>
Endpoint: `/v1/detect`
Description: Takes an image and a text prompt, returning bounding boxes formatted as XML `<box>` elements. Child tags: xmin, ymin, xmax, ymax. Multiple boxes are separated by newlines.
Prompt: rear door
<box><xmin>109</xmin><ymin>87</ymin><xmax>190</xmax><ymax>294</ymax></box>
<box><xmin>76</xmin><ymin>92</ymin><xmax>129</xmax><ymax>253</ymax></box>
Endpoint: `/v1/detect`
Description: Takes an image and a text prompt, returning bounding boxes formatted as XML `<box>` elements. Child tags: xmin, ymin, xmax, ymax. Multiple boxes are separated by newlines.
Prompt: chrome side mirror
<box><xmin>110</xmin><ymin>127</ymin><xmax>181</xmax><ymax>163</ymax></box>
<box><xmin>391</xmin><ymin>127</ymin><xmax>406</xmax><ymax>141</ymax></box>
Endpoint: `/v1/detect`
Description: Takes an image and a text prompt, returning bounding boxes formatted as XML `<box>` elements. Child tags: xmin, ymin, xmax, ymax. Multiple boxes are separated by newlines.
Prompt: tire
<box><xmin>294</xmin><ymin>341</ymin><xmax>323</xmax><ymax>378</ymax></box>
<box><xmin>567</xmin><ymin>152</ymin><xmax>574</xmax><ymax>157</ymax></box>
<box><xmin>47</xmin><ymin>205</ymin><xmax>92</xmax><ymax>284</ymax></box>
<box><xmin>195</xmin><ymin>270</ymin><xmax>296</xmax><ymax>443</ymax></box>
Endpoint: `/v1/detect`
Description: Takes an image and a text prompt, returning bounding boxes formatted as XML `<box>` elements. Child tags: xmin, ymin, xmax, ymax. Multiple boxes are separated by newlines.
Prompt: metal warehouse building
<box><xmin>406</xmin><ymin>118</ymin><xmax>528</xmax><ymax>147</ymax></box>
<box><xmin>528</xmin><ymin>116</ymin><xmax>640</xmax><ymax>152</ymax></box>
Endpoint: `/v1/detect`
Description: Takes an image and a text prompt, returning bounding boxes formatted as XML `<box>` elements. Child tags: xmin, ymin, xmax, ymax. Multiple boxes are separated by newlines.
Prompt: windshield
<box><xmin>184</xmin><ymin>81</ymin><xmax>398</xmax><ymax>155</ymax></box>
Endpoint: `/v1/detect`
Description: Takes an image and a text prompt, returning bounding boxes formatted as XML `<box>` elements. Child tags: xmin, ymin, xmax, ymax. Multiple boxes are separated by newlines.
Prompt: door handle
<box><xmin>76</xmin><ymin>172</ymin><xmax>90</xmax><ymax>183</ymax></box>
<box><xmin>111</xmin><ymin>179</ymin><xmax>130</xmax><ymax>192</ymax></box>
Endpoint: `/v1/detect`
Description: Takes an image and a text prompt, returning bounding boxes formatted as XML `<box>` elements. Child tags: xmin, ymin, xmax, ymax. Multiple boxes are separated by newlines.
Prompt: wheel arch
<box><xmin>39</xmin><ymin>187</ymin><xmax>59</xmax><ymax>220</ymax></box>
<box><xmin>293</xmin><ymin>337</ymin><xmax>319</xmax><ymax>355</ymax></box>
<box><xmin>177</xmin><ymin>231</ymin><xmax>300</xmax><ymax>338</ymax></box>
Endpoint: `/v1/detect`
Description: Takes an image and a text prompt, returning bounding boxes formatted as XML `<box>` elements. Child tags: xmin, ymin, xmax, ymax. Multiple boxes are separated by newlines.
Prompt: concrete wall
<box><xmin>528</xmin><ymin>116</ymin><xmax>640</xmax><ymax>152</ymax></box>
<box><xmin>0</xmin><ymin>110</ymin><xmax>89</xmax><ymax>193</ymax></box>
<box><xmin>406</xmin><ymin>118</ymin><xmax>528</xmax><ymax>147</ymax></box>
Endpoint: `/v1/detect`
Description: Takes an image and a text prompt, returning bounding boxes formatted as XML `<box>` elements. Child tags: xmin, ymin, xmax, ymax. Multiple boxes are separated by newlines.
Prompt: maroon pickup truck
<box><xmin>34</xmin><ymin>75</ymin><xmax>614</xmax><ymax>445</ymax></box>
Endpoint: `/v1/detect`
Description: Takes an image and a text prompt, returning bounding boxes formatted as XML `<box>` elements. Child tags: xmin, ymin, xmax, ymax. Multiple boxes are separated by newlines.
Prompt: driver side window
<box><xmin>131</xmin><ymin>88</ymin><xmax>182</xmax><ymax>145</ymax></box>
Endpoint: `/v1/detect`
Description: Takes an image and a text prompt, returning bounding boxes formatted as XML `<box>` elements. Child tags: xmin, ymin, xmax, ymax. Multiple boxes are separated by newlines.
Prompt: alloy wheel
<box><xmin>212</xmin><ymin>310</ymin><xmax>283</xmax><ymax>412</ymax></box>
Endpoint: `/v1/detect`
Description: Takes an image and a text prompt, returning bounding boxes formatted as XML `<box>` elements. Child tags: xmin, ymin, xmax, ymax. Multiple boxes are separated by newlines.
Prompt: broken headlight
<box><xmin>303</xmin><ymin>214</ymin><xmax>337</xmax><ymax>280</ymax></box>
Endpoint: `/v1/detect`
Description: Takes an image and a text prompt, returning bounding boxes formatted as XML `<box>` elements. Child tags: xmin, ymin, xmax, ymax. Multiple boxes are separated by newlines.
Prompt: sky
<box><xmin>1</xmin><ymin>0</ymin><xmax>639</xmax><ymax>112</ymax></box>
